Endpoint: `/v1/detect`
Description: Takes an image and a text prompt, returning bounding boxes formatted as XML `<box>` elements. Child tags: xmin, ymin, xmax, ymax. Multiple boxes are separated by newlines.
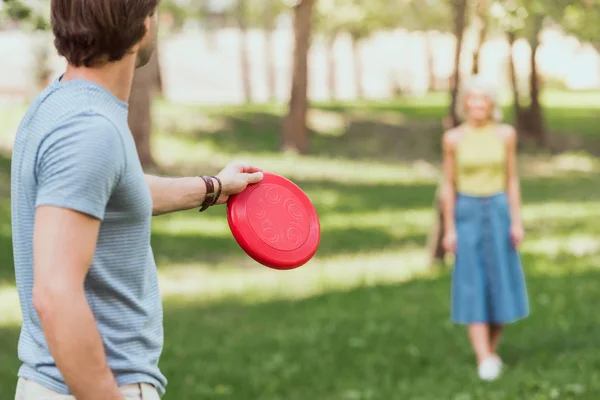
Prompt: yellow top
<box><xmin>455</xmin><ymin>124</ymin><xmax>506</xmax><ymax>196</ymax></box>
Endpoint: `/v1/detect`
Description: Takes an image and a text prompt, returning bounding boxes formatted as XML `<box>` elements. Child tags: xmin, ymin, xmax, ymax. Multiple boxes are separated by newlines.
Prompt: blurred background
<box><xmin>1</xmin><ymin>0</ymin><xmax>600</xmax><ymax>399</ymax></box>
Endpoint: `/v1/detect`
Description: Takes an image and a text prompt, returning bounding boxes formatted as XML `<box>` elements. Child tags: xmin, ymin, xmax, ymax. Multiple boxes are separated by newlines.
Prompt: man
<box><xmin>11</xmin><ymin>1</ymin><xmax>263</xmax><ymax>399</ymax></box>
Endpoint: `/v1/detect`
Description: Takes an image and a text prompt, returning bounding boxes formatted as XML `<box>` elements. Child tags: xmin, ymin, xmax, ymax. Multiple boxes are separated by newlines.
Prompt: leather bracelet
<box><xmin>211</xmin><ymin>176</ymin><xmax>222</xmax><ymax>206</ymax></box>
<box><xmin>199</xmin><ymin>176</ymin><xmax>216</xmax><ymax>212</ymax></box>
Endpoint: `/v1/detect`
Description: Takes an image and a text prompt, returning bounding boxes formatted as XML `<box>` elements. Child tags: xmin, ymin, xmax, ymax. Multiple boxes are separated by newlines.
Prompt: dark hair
<box><xmin>51</xmin><ymin>0</ymin><xmax>159</xmax><ymax>67</ymax></box>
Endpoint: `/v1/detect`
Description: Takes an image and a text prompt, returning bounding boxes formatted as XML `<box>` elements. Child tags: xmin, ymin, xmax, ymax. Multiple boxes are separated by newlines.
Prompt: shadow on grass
<box><xmin>0</xmin><ymin>324</ymin><xmax>19</xmax><ymax>399</ymax></box>
<box><xmin>148</xmin><ymin>171</ymin><xmax>600</xmax><ymax>268</ymax></box>
<box><xmin>159</xmin><ymin>101</ymin><xmax>600</xmax><ymax>164</ymax></box>
<box><xmin>154</xmin><ymin>268</ymin><xmax>600</xmax><ymax>399</ymax></box>
<box><xmin>0</xmin><ymin>149</ymin><xmax>10</xmax><ymax>196</ymax></box>
<box><xmin>0</xmin><ymin>151</ymin><xmax>13</xmax><ymax>285</ymax></box>
<box><xmin>151</xmin><ymin>226</ymin><xmax>425</xmax><ymax>268</ymax></box>
<box><xmin>162</xmin><ymin>111</ymin><xmax>444</xmax><ymax>163</ymax></box>
<box><xmin>0</xmin><ymin>232</ymin><xmax>14</xmax><ymax>285</ymax></box>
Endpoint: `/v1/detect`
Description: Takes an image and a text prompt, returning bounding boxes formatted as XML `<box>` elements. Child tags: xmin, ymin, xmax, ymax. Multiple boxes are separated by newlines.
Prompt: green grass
<box><xmin>2</xmin><ymin>91</ymin><xmax>600</xmax><ymax>398</ymax></box>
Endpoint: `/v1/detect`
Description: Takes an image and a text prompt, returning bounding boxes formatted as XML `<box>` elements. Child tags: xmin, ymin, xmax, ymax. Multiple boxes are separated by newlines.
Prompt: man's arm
<box><xmin>144</xmin><ymin>175</ymin><xmax>214</xmax><ymax>216</ymax></box>
<box><xmin>33</xmin><ymin>207</ymin><xmax>122</xmax><ymax>400</ymax></box>
<box><xmin>32</xmin><ymin>115</ymin><xmax>126</xmax><ymax>399</ymax></box>
<box><xmin>145</xmin><ymin>162</ymin><xmax>264</xmax><ymax>216</ymax></box>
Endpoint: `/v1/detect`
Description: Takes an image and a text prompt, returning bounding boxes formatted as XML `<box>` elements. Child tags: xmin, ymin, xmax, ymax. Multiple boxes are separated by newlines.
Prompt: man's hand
<box><xmin>215</xmin><ymin>162</ymin><xmax>264</xmax><ymax>204</ymax></box>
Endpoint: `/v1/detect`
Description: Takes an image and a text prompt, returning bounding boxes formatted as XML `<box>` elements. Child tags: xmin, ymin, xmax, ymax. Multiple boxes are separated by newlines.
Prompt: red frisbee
<box><xmin>227</xmin><ymin>172</ymin><xmax>320</xmax><ymax>270</ymax></box>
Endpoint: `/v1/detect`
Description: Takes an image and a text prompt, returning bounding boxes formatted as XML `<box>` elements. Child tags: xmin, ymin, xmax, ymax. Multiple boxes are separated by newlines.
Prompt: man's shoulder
<box><xmin>28</xmin><ymin>79</ymin><xmax>125</xmax><ymax>133</ymax></box>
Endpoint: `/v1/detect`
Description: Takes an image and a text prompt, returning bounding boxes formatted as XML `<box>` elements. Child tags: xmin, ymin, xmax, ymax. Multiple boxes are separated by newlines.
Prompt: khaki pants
<box><xmin>15</xmin><ymin>378</ymin><xmax>160</xmax><ymax>400</ymax></box>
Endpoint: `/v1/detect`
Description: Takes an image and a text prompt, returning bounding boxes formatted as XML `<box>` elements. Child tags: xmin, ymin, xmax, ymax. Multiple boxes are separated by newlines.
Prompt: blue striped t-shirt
<box><xmin>10</xmin><ymin>77</ymin><xmax>167</xmax><ymax>396</ymax></box>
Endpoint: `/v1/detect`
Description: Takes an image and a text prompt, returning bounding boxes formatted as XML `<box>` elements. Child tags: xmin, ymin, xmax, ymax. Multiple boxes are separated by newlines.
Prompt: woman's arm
<box><xmin>504</xmin><ymin>125</ymin><xmax>525</xmax><ymax>247</ymax></box>
<box><xmin>441</xmin><ymin>130</ymin><xmax>458</xmax><ymax>236</ymax></box>
<box><xmin>504</xmin><ymin>126</ymin><xmax>522</xmax><ymax>226</ymax></box>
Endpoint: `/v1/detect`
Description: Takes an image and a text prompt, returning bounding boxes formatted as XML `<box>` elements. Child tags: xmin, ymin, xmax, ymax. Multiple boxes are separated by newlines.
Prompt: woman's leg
<box><xmin>468</xmin><ymin>323</ymin><xmax>492</xmax><ymax>363</ymax></box>
<box><xmin>470</xmin><ymin>323</ymin><xmax>502</xmax><ymax>380</ymax></box>
<box><xmin>489</xmin><ymin>323</ymin><xmax>504</xmax><ymax>355</ymax></box>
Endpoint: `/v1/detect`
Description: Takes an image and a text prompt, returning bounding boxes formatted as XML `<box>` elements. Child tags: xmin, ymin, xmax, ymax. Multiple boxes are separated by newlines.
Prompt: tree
<box><xmin>4</xmin><ymin>0</ymin><xmax>165</xmax><ymax>168</ymax></box>
<box><xmin>398</xmin><ymin>0</ymin><xmax>453</xmax><ymax>92</ymax></box>
<box><xmin>314</xmin><ymin>0</ymin><xmax>343</xmax><ymax>100</ymax></box>
<box><xmin>0</xmin><ymin>0</ymin><xmax>48</xmax><ymax>30</ymax></box>
<box><xmin>235</xmin><ymin>0</ymin><xmax>253</xmax><ymax>103</ymax></box>
<box><xmin>560</xmin><ymin>0</ymin><xmax>600</xmax><ymax>46</ymax></box>
<box><xmin>492</xmin><ymin>0</ymin><xmax>549</xmax><ymax>145</ymax></box>
<box><xmin>262</xmin><ymin>3</ymin><xmax>279</xmax><ymax>102</ymax></box>
<box><xmin>448</xmin><ymin>0</ymin><xmax>468</xmax><ymax>127</ymax></box>
<box><xmin>246</xmin><ymin>0</ymin><xmax>288</xmax><ymax>102</ymax></box>
<box><xmin>282</xmin><ymin>0</ymin><xmax>316</xmax><ymax>154</ymax></box>
<box><xmin>315</xmin><ymin>0</ymin><xmax>388</xmax><ymax>100</ymax></box>
<box><xmin>128</xmin><ymin>50</ymin><xmax>162</xmax><ymax>169</ymax></box>
<box><xmin>472</xmin><ymin>0</ymin><xmax>490</xmax><ymax>74</ymax></box>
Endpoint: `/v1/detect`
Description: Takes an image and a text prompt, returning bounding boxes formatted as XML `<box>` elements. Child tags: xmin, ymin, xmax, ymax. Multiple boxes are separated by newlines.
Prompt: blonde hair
<box><xmin>455</xmin><ymin>74</ymin><xmax>503</xmax><ymax>122</ymax></box>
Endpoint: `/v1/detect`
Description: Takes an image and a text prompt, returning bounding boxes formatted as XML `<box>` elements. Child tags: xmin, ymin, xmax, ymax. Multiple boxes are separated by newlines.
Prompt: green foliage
<box><xmin>314</xmin><ymin>0</ymin><xmax>453</xmax><ymax>42</ymax></box>
<box><xmin>560</xmin><ymin>0</ymin><xmax>600</xmax><ymax>46</ymax></box>
<box><xmin>489</xmin><ymin>0</ymin><xmax>587</xmax><ymax>41</ymax></box>
<box><xmin>398</xmin><ymin>0</ymin><xmax>453</xmax><ymax>32</ymax></box>
<box><xmin>315</xmin><ymin>0</ymin><xmax>391</xmax><ymax>40</ymax></box>
<box><xmin>0</xmin><ymin>0</ymin><xmax>49</xmax><ymax>30</ymax></box>
<box><xmin>159</xmin><ymin>0</ymin><xmax>193</xmax><ymax>31</ymax></box>
<box><xmin>244</xmin><ymin>0</ymin><xmax>289</xmax><ymax>29</ymax></box>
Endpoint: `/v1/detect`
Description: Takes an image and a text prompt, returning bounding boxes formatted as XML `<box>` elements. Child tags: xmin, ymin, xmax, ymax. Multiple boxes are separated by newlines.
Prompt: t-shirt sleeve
<box><xmin>35</xmin><ymin>114</ymin><xmax>127</xmax><ymax>220</ymax></box>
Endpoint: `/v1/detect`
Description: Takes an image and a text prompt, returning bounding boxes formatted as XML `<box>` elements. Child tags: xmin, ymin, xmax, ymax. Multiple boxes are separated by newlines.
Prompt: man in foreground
<box><xmin>11</xmin><ymin>1</ymin><xmax>263</xmax><ymax>398</ymax></box>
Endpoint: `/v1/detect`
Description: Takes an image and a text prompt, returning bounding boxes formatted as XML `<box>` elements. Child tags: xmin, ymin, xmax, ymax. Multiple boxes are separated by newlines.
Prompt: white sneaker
<box><xmin>478</xmin><ymin>356</ymin><xmax>501</xmax><ymax>381</ymax></box>
<box><xmin>490</xmin><ymin>354</ymin><xmax>503</xmax><ymax>371</ymax></box>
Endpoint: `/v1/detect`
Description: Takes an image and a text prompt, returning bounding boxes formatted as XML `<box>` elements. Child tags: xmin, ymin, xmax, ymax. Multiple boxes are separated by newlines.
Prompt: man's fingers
<box><xmin>241</xmin><ymin>165</ymin><xmax>262</xmax><ymax>174</ymax></box>
<box><xmin>229</xmin><ymin>161</ymin><xmax>262</xmax><ymax>174</ymax></box>
<box><xmin>245</xmin><ymin>172</ymin><xmax>264</xmax><ymax>184</ymax></box>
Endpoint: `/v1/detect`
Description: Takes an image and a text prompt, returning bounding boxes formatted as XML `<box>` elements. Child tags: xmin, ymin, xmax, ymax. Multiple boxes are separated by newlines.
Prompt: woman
<box><xmin>441</xmin><ymin>75</ymin><xmax>529</xmax><ymax>381</ymax></box>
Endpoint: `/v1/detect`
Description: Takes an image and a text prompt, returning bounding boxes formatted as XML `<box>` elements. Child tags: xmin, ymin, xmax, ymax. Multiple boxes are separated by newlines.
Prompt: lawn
<box><xmin>1</xmin><ymin>91</ymin><xmax>600</xmax><ymax>399</ymax></box>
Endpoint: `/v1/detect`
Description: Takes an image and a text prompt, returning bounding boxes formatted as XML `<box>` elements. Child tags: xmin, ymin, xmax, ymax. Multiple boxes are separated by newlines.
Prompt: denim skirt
<box><xmin>451</xmin><ymin>192</ymin><xmax>529</xmax><ymax>324</ymax></box>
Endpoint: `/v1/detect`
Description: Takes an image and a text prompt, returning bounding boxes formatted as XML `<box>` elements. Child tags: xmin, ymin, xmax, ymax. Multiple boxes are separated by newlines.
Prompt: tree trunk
<box><xmin>263</xmin><ymin>7</ymin><xmax>277</xmax><ymax>103</ymax></box>
<box><xmin>449</xmin><ymin>0</ymin><xmax>468</xmax><ymax>127</ymax></box>
<box><xmin>282</xmin><ymin>0</ymin><xmax>315</xmax><ymax>154</ymax></box>
<box><xmin>351</xmin><ymin>37</ymin><xmax>364</xmax><ymax>100</ymax></box>
<box><xmin>237</xmin><ymin>0</ymin><xmax>252</xmax><ymax>103</ymax></box>
<box><xmin>327</xmin><ymin>33</ymin><xmax>338</xmax><ymax>101</ymax></box>
<box><xmin>431</xmin><ymin>0</ymin><xmax>467</xmax><ymax>266</ymax></box>
<box><xmin>264</xmin><ymin>27</ymin><xmax>277</xmax><ymax>102</ymax></box>
<box><xmin>526</xmin><ymin>16</ymin><xmax>546</xmax><ymax>146</ymax></box>
<box><xmin>128</xmin><ymin>50</ymin><xmax>161</xmax><ymax>169</ymax></box>
<box><xmin>507</xmin><ymin>31</ymin><xmax>523</xmax><ymax>130</ymax></box>
<box><xmin>471</xmin><ymin>0</ymin><xmax>488</xmax><ymax>75</ymax></box>
<box><xmin>425</xmin><ymin>32</ymin><xmax>436</xmax><ymax>92</ymax></box>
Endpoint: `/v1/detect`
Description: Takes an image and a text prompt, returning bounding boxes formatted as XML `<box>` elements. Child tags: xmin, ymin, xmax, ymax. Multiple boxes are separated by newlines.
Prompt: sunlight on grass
<box><xmin>524</xmin><ymin>152</ymin><xmax>600</xmax><ymax>176</ymax></box>
<box><xmin>542</xmin><ymin>90</ymin><xmax>600</xmax><ymax>109</ymax></box>
<box><xmin>158</xmin><ymin>249</ymin><xmax>431</xmax><ymax>305</ymax></box>
<box><xmin>155</xmin><ymin>109</ymin><xmax>230</xmax><ymax>136</ymax></box>
<box><xmin>0</xmin><ymin>285</ymin><xmax>20</xmax><ymax>327</ymax></box>
<box><xmin>524</xmin><ymin>235</ymin><xmax>600</xmax><ymax>259</ymax></box>
<box><xmin>153</xmin><ymin>215</ymin><xmax>230</xmax><ymax>237</ymax></box>
<box><xmin>0</xmin><ymin>104</ymin><xmax>25</xmax><ymax>150</ymax></box>
<box><xmin>321</xmin><ymin>208</ymin><xmax>432</xmax><ymax>230</ymax></box>
<box><xmin>307</xmin><ymin>109</ymin><xmax>347</xmax><ymax>137</ymax></box>
<box><xmin>154</xmin><ymin>133</ymin><xmax>440</xmax><ymax>185</ymax></box>
<box><xmin>523</xmin><ymin>201</ymin><xmax>600</xmax><ymax>222</ymax></box>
